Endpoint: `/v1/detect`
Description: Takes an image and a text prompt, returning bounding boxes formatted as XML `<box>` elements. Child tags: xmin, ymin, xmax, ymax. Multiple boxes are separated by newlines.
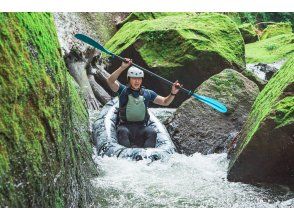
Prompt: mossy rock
<box><xmin>166</xmin><ymin>69</ymin><xmax>259</xmax><ymax>155</ymax></box>
<box><xmin>241</xmin><ymin>69</ymin><xmax>266</xmax><ymax>91</ymax></box>
<box><xmin>260</xmin><ymin>22</ymin><xmax>293</xmax><ymax>40</ymax></box>
<box><xmin>119</xmin><ymin>12</ymin><xmax>196</xmax><ymax>27</ymax></box>
<box><xmin>245</xmin><ymin>33</ymin><xmax>294</xmax><ymax>63</ymax></box>
<box><xmin>106</xmin><ymin>13</ymin><xmax>245</xmax><ymax>106</ymax></box>
<box><xmin>228</xmin><ymin>56</ymin><xmax>294</xmax><ymax>186</ymax></box>
<box><xmin>238</xmin><ymin>23</ymin><xmax>259</xmax><ymax>43</ymax></box>
<box><xmin>0</xmin><ymin>13</ymin><xmax>97</xmax><ymax>207</ymax></box>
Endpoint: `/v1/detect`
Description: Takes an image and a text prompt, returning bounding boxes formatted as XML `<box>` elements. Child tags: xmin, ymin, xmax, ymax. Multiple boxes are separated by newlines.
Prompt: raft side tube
<box><xmin>93</xmin><ymin>98</ymin><xmax>176</xmax><ymax>161</ymax></box>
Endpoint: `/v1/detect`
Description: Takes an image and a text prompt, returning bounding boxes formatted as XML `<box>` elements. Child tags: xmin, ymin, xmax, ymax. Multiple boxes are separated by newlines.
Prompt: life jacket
<box><xmin>118</xmin><ymin>86</ymin><xmax>150</xmax><ymax>125</ymax></box>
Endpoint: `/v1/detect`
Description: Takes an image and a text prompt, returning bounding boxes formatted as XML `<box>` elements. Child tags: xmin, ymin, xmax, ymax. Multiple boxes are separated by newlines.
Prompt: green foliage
<box><xmin>0</xmin><ymin>12</ymin><xmax>96</xmax><ymax>207</ymax></box>
<box><xmin>238</xmin><ymin>12</ymin><xmax>294</xmax><ymax>28</ymax></box>
<box><xmin>245</xmin><ymin>33</ymin><xmax>294</xmax><ymax>63</ymax></box>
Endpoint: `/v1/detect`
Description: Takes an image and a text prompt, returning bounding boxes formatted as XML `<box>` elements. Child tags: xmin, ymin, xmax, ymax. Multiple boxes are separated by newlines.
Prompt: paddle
<box><xmin>75</xmin><ymin>34</ymin><xmax>228</xmax><ymax>113</ymax></box>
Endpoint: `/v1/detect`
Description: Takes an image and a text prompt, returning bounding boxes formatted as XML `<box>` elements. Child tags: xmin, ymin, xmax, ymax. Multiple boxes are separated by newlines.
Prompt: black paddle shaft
<box><xmin>114</xmin><ymin>54</ymin><xmax>193</xmax><ymax>96</ymax></box>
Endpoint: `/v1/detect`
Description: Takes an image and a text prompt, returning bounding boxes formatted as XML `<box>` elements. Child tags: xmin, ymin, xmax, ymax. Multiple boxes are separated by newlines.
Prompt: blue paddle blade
<box><xmin>192</xmin><ymin>93</ymin><xmax>227</xmax><ymax>113</ymax></box>
<box><xmin>74</xmin><ymin>34</ymin><xmax>113</xmax><ymax>56</ymax></box>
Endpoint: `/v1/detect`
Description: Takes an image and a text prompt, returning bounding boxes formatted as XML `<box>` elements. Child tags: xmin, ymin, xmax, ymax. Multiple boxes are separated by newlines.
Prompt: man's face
<box><xmin>129</xmin><ymin>77</ymin><xmax>143</xmax><ymax>90</ymax></box>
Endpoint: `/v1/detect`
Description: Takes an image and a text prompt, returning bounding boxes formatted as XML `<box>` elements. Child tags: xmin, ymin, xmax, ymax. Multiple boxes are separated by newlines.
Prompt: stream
<box><xmin>89</xmin><ymin>108</ymin><xmax>294</xmax><ymax>208</ymax></box>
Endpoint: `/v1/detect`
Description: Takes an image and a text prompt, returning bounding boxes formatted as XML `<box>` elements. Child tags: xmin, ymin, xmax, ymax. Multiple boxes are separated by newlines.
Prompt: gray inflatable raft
<box><xmin>92</xmin><ymin>98</ymin><xmax>176</xmax><ymax>161</ymax></box>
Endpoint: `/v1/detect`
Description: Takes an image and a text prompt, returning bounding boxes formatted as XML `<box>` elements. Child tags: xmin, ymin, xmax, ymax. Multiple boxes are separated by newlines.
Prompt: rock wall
<box><xmin>0</xmin><ymin>13</ymin><xmax>97</xmax><ymax>207</ymax></box>
<box><xmin>228</xmin><ymin>56</ymin><xmax>294</xmax><ymax>186</ymax></box>
<box><xmin>53</xmin><ymin>13</ymin><xmax>124</xmax><ymax>109</ymax></box>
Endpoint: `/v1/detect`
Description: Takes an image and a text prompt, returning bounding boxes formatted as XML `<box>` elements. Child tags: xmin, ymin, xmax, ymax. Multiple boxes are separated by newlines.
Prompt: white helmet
<box><xmin>127</xmin><ymin>66</ymin><xmax>144</xmax><ymax>78</ymax></box>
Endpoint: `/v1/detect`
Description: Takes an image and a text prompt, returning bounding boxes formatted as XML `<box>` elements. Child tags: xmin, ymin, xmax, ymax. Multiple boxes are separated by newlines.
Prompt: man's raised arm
<box><xmin>106</xmin><ymin>58</ymin><xmax>132</xmax><ymax>92</ymax></box>
<box><xmin>153</xmin><ymin>80</ymin><xmax>182</xmax><ymax>106</ymax></box>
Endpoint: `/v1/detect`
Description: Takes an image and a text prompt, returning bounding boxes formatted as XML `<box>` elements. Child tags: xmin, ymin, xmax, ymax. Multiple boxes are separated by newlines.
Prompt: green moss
<box><xmin>230</xmin><ymin>55</ymin><xmax>294</xmax><ymax>166</ymax></box>
<box><xmin>272</xmin><ymin>96</ymin><xmax>294</xmax><ymax>128</ymax></box>
<box><xmin>238</xmin><ymin>23</ymin><xmax>259</xmax><ymax>43</ymax></box>
<box><xmin>222</xmin><ymin>13</ymin><xmax>242</xmax><ymax>25</ymax></box>
<box><xmin>54</xmin><ymin>191</ymin><xmax>65</xmax><ymax>208</ymax></box>
<box><xmin>260</xmin><ymin>22</ymin><xmax>292</xmax><ymax>40</ymax></box>
<box><xmin>245</xmin><ymin>33</ymin><xmax>294</xmax><ymax>63</ymax></box>
<box><xmin>241</xmin><ymin>69</ymin><xmax>266</xmax><ymax>90</ymax></box>
<box><xmin>195</xmin><ymin>69</ymin><xmax>259</xmax><ymax>113</ymax></box>
<box><xmin>0</xmin><ymin>12</ymin><xmax>96</xmax><ymax>207</ymax></box>
<box><xmin>106</xmin><ymin>13</ymin><xmax>245</xmax><ymax>74</ymax></box>
<box><xmin>120</xmin><ymin>12</ymin><xmax>197</xmax><ymax>26</ymax></box>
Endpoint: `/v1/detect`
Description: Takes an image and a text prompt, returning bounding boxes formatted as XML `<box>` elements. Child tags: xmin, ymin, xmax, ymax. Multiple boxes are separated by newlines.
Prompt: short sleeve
<box><xmin>117</xmin><ymin>83</ymin><xmax>126</xmax><ymax>95</ymax></box>
<box><xmin>147</xmin><ymin>89</ymin><xmax>158</xmax><ymax>102</ymax></box>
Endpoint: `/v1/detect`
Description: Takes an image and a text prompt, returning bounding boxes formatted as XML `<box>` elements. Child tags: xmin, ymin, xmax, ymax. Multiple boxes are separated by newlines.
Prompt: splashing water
<box><xmin>89</xmin><ymin>108</ymin><xmax>294</xmax><ymax>208</ymax></box>
<box><xmin>92</xmin><ymin>153</ymin><xmax>293</xmax><ymax>208</ymax></box>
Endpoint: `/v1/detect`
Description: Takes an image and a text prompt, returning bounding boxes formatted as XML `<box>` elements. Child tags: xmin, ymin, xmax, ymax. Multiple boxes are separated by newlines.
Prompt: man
<box><xmin>107</xmin><ymin>58</ymin><xmax>181</xmax><ymax>148</ymax></box>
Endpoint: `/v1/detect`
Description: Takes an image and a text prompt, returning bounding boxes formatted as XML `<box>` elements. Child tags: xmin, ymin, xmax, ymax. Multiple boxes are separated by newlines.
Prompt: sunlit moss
<box><xmin>0</xmin><ymin>12</ymin><xmax>96</xmax><ymax>207</ymax></box>
<box><xmin>245</xmin><ymin>33</ymin><xmax>294</xmax><ymax>63</ymax></box>
<box><xmin>260</xmin><ymin>22</ymin><xmax>292</xmax><ymax>40</ymax></box>
<box><xmin>229</xmin><ymin>55</ymin><xmax>294</xmax><ymax>167</ymax></box>
<box><xmin>106</xmin><ymin>13</ymin><xmax>245</xmax><ymax>77</ymax></box>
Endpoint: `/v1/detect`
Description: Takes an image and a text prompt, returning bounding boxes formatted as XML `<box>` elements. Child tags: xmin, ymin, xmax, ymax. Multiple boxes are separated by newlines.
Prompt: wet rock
<box><xmin>65</xmin><ymin>48</ymin><xmax>101</xmax><ymax>110</ymax></box>
<box><xmin>246</xmin><ymin>62</ymin><xmax>282</xmax><ymax>81</ymax></box>
<box><xmin>257</xmin><ymin>63</ymin><xmax>277</xmax><ymax>80</ymax></box>
<box><xmin>228</xmin><ymin>56</ymin><xmax>294</xmax><ymax>186</ymax></box>
<box><xmin>53</xmin><ymin>12</ymin><xmax>129</xmax><ymax>55</ymax></box>
<box><xmin>166</xmin><ymin>69</ymin><xmax>259</xmax><ymax>155</ymax></box>
<box><xmin>54</xmin><ymin>12</ymin><xmax>123</xmax><ymax>108</ymax></box>
<box><xmin>0</xmin><ymin>13</ymin><xmax>98</xmax><ymax>207</ymax></box>
<box><xmin>149</xmin><ymin>108</ymin><xmax>176</xmax><ymax>124</ymax></box>
<box><xmin>105</xmin><ymin>13</ymin><xmax>245</xmax><ymax>107</ymax></box>
<box><xmin>241</xmin><ymin>69</ymin><xmax>267</xmax><ymax>91</ymax></box>
<box><xmin>246</xmin><ymin>59</ymin><xmax>287</xmax><ymax>89</ymax></box>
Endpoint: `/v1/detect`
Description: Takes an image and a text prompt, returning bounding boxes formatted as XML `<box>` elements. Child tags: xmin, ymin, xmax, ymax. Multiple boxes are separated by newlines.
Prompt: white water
<box><xmin>246</xmin><ymin>59</ymin><xmax>286</xmax><ymax>80</ymax></box>
<box><xmin>89</xmin><ymin>108</ymin><xmax>294</xmax><ymax>208</ymax></box>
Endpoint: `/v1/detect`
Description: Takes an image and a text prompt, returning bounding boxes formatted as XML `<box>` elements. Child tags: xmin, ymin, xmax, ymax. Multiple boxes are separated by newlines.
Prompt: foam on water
<box><xmin>92</xmin><ymin>153</ymin><xmax>293</xmax><ymax>207</ymax></box>
<box><xmin>89</xmin><ymin>108</ymin><xmax>293</xmax><ymax>208</ymax></box>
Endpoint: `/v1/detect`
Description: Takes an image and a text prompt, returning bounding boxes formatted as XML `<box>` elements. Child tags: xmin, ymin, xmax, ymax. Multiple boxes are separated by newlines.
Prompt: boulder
<box><xmin>0</xmin><ymin>13</ymin><xmax>97</xmax><ymax>207</ymax></box>
<box><xmin>241</xmin><ymin>69</ymin><xmax>267</xmax><ymax>91</ymax></box>
<box><xmin>260</xmin><ymin>22</ymin><xmax>292</xmax><ymax>40</ymax></box>
<box><xmin>238</xmin><ymin>23</ymin><xmax>259</xmax><ymax>43</ymax></box>
<box><xmin>228</xmin><ymin>56</ymin><xmax>294</xmax><ymax>186</ymax></box>
<box><xmin>118</xmin><ymin>12</ymin><xmax>196</xmax><ymax>27</ymax></box>
<box><xmin>105</xmin><ymin>13</ymin><xmax>245</xmax><ymax>107</ymax></box>
<box><xmin>166</xmin><ymin>69</ymin><xmax>259</xmax><ymax>155</ymax></box>
<box><xmin>245</xmin><ymin>33</ymin><xmax>294</xmax><ymax>64</ymax></box>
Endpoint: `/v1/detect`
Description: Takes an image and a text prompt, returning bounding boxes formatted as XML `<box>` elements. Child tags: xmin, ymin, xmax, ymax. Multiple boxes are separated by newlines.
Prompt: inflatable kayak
<box><xmin>92</xmin><ymin>98</ymin><xmax>176</xmax><ymax>161</ymax></box>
